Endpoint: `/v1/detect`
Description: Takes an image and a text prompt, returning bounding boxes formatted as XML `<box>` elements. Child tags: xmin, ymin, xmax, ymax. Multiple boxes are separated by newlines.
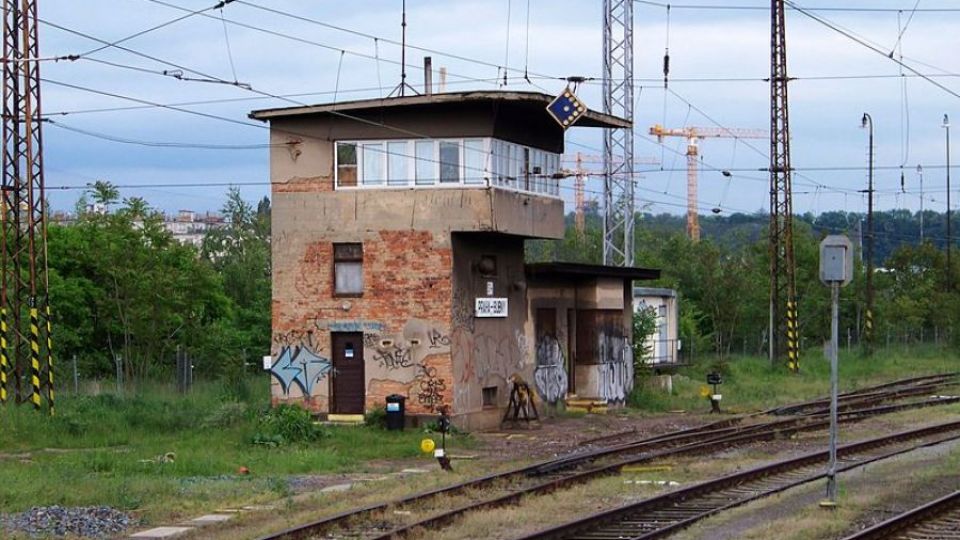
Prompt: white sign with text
<box><xmin>475</xmin><ymin>297</ymin><xmax>508</xmax><ymax>318</ymax></box>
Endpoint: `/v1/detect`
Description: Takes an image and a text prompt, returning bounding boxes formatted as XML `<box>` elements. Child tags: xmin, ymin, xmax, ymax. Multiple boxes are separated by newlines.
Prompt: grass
<box><xmin>0</xmin><ymin>344</ymin><xmax>955</xmax><ymax>533</ymax></box>
<box><xmin>0</xmin><ymin>378</ymin><xmax>471</xmax><ymax>525</ymax></box>
<box><xmin>630</xmin><ymin>344</ymin><xmax>960</xmax><ymax>414</ymax></box>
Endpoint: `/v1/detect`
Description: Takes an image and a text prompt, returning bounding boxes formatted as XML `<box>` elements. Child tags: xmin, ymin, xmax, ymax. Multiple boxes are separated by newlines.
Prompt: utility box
<box><xmin>819</xmin><ymin>235</ymin><xmax>853</xmax><ymax>286</ymax></box>
<box><xmin>385</xmin><ymin>394</ymin><xmax>406</xmax><ymax>431</ymax></box>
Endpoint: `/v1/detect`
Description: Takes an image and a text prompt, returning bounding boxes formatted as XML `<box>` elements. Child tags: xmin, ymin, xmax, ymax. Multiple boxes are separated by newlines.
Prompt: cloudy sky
<box><xmin>39</xmin><ymin>0</ymin><xmax>960</xmax><ymax>218</ymax></box>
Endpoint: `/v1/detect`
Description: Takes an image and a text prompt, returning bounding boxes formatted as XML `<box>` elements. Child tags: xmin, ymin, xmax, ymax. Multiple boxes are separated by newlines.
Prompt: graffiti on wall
<box><xmin>515</xmin><ymin>329</ymin><xmax>530</xmax><ymax>362</ymax></box>
<box><xmin>326</xmin><ymin>320</ymin><xmax>385</xmax><ymax>334</ymax></box>
<box><xmin>452</xmin><ymin>288</ymin><xmax>475</xmax><ymax>332</ymax></box>
<box><xmin>272</xmin><ymin>328</ymin><xmax>317</xmax><ymax>349</ymax></box>
<box><xmin>416</xmin><ymin>364</ymin><xmax>447</xmax><ymax>412</ymax></box>
<box><xmin>533</xmin><ymin>335</ymin><xmax>568</xmax><ymax>404</ymax></box>
<box><xmin>472</xmin><ymin>334</ymin><xmax>528</xmax><ymax>383</ymax></box>
<box><xmin>373</xmin><ymin>343</ymin><xmax>414</xmax><ymax>370</ymax></box>
<box><xmin>597</xmin><ymin>331</ymin><xmax>634</xmax><ymax>403</ymax></box>
<box><xmin>427</xmin><ymin>328</ymin><xmax>451</xmax><ymax>348</ymax></box>
<box><xmin>270</xmin><ymin>346</ymin><xmax>334</xmax><ymax>395</ymax></box>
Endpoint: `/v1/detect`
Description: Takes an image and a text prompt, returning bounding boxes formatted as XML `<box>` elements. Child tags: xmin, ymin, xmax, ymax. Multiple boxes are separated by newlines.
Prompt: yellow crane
<box><xmin>562</xmin><ymin>153</ymin><xmax>660</xmax><ymax>236</ymax></box>
<box><xmin>649</xmin><ymin>124</ymin><xmax>766</xmax><ymax>242</ymax></box>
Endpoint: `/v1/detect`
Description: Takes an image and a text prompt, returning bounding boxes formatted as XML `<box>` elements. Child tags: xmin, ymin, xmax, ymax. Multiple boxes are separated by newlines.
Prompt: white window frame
<box><xmin>333</xmin><ymin>138</ymin><xmax>559</xmax><ymax>198</ymax></box>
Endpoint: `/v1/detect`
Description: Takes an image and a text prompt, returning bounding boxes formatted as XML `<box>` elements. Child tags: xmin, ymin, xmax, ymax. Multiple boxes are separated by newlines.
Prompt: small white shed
<box><xmin>633</xmin><ymin>287</ymin><xmax>679</xmax><ymax>366</ymax></box>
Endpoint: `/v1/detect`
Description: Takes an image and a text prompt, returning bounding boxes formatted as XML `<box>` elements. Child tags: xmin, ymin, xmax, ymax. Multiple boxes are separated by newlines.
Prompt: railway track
<box><xmin>841</xmin><ymin>490</ymin><xmax>960</xmax><ymax>540</ymax></box>
<box><xmin>258</xmin><ymin>374</ymin><xmax>959</xmax><ymax>540</ymax></box>
<box><xmin>520</xmin><ymin>420</ymin><xmax>960</xmax><ymax>540</ymax></box>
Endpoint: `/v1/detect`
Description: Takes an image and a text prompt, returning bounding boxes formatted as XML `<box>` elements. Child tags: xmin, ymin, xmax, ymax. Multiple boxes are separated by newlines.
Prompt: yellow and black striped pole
<box><xmin>29</xmin><ymin>307</ymin><xmax>41</xmax><ymax>410</ymax></box>
<box><xmin>786</xmin><ymin>300</ymin><xmax>800</xmax><ymax>373</ymax></box>
<box><xmin>864</xmin><ymin>308</ymin><xmax>873</xmax><ymax>353</ymax></box>
<box><xmin>45</xmin><ymin>305</ymin><xmax>53</xmax><ymax>415</ymax></box>
<box><xmin>0</xmin><ymin>307</ymin><xmax>7</xmax><ymax>405</ymax></box>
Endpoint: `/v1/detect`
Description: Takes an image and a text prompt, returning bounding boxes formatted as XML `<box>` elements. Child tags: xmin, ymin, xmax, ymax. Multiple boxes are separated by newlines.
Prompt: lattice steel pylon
<box><xmin>602</xmin><ymin>0</ymin><xmax>634</xmax><ymax>266</ymax></box>
<box><xmin>2</xmin><ymin>0</ymin><xmax>53</xmax><ymax>411</ymax></box>
<box><xmin>769</xmin><ymin>0</ymin><xmax>799</xmax><ymax>372</ymax></box>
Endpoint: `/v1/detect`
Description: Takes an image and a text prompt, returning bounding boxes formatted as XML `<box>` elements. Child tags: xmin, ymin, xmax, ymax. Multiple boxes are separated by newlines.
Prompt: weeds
<box><xmin>252</xmin><ymin>404</ymin><xmax>329</xmax><ymax>446</ymax></box>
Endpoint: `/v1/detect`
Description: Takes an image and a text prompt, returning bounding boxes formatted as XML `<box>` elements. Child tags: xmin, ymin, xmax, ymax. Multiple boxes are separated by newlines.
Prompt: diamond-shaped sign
<box><xmin>546</xmin><ymin>88</ymin><xmax>587</xmax><ymax>130</ymax></box>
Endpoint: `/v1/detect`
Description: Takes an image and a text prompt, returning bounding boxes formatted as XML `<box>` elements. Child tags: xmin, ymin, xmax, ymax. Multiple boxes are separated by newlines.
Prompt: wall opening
<box><xmin>482</xmin><ymin>386</ymin><xmax>498</xmax><ymax>408</ymax></box>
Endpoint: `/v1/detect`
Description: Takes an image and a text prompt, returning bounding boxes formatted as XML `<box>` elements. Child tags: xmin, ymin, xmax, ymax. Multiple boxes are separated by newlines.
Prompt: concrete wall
<box><xmin>527</xmin><ymin>284</ymin><xmax>577</xmax><ymax>405</ymax></box>
<box><xmin>449</xmin><ymin>233</ymin><xmax>532</xmax><ymax>431</ymax></box>
<box><xmin>574</xmin><ymin>282</ymin><xmax>634</xmax><ymax>404</ymax></box>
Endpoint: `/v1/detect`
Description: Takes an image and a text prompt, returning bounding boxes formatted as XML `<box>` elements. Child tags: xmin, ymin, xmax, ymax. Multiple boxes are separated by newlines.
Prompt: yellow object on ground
<box><xmin>621</xmin><ymin>464</ymin><xmax>674</xmax><ymax>473</ymax></box>
<box><xmin>420</xmin><ymin>438</ymin><xmax>436</xmax><ymax>453</ymax></box>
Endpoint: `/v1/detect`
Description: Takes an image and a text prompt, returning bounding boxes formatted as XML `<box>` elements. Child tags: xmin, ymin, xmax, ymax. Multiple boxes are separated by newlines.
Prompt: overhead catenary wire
<box><xmin>39</xmin><ymin>4</ymin><xmax>959</xmax><ymax>219</ymax></box>
<box><xmin>633</xmin><ymin>0</ymin><xmax>960</xmax><ymax>13</ymax></box>
<box><xmin>226</xmin><ymin>0</ymin><xmax>564</xmax><ymax>83</ymax></box>
<box><xmin>41</xmin><ymin>72</ymin><xmax>959</xmax><ymax>189</ymax></box>
<box><xmin>783</xmin><ymin>0</ymin><xmax>960</xmax><ymax>102</ymax></box>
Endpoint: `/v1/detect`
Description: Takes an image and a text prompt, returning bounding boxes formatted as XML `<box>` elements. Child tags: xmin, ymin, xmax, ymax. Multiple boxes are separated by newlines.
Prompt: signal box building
<box><xmin>251</xmin><ymin>91</ymin><xmax>659</xmax><ymax>430</ymax></box>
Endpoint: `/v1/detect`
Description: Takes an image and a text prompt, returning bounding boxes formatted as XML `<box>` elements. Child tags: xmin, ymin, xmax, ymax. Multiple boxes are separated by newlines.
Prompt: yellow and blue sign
<box><xmin>546</xmin><ymin>88</ymin><xmax>586</xmax><ymax>129</ymax></box>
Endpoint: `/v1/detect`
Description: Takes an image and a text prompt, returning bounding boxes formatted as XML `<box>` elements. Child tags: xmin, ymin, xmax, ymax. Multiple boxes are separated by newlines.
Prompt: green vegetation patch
<box><xmin>0</xmin><ymin>380</ymin><xmax>466</xmax><ymax>524</ymax></box>
<box><xmin>631</xmin><ymin>345</ymin><xmax>960</xmax><ymax>413</ymax></box>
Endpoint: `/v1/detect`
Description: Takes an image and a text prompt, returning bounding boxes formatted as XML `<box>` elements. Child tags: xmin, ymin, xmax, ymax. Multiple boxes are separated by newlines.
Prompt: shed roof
<box><xmin>526</xmin><ymin>262</ymin><xmax>660</xmax><ymax>281</ymax></box>
<box><xmin>634</xmin><ymin>287</ymin><xmax>677</xmax><ymax>298</ymax></box>
<box><xmin>249</xmin><ymin>90</ymin><xmax>631</xmax><ymax>129</ymax></box>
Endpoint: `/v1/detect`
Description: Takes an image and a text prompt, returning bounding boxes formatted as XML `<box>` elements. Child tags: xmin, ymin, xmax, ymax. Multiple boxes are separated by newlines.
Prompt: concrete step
<box><xmin>564</xmin><ymin>398</ymin><xmax>608</xmax><ymax>414</ymax></box>
<box><xmin>324</xmin><ymin>413</ymin><xmax>365</xmax><ymax>425</ymax></box>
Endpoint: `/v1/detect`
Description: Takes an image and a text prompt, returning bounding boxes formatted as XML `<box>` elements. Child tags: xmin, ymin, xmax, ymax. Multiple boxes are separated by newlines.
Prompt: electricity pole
<box><xmin>944</xmin><ymin>114</ymin><xmax>952</xmax><ymax>291</ymax></box>
<box><xmin>1</xmin><ymin>0</ymin><xmax>54</xmax><ymax>412</ymax></box>
<box><xmin>769</xmin><ymin>0</ymin><xmax>799</xmax><ymax>372</ymax></box>
<box><xmin>861</xmin><ymin>113</ymin><xmax>874</xmax><ymax>355</ymax></box>
<box><xmin>602</xmin><ymin>0</ymin><xmax>635</xmax><ymax>267</ymax></box>
<box><xmin>917</xmin><ymin>164</ymin><xmax>924</xmax><ymax>242</ymax></box>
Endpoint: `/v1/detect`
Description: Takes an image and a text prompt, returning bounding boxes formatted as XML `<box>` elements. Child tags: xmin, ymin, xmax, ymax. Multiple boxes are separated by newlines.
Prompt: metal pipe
<box><xmin>825</xmin><ymin>281</ymin><xmax>840</xmax><ymax>504</ymax></box>
<box><xmin>945</xmin><ymin>114</ymin><xmax>952</xmax><ymax>290</ymax></box>
<box><xmin>917</xmin><ymin>164</ymin><xmax>924</xmax><ymax>242</ymax></box>
<box><xmin>423</xmin><ymin>56</ymin><xmax>432</xmax><ymax>95</ymax></box>
<box><xmin>861</xmin><ymin>113</ymin><xmax>874</xmax><ymax>354</ymax></box>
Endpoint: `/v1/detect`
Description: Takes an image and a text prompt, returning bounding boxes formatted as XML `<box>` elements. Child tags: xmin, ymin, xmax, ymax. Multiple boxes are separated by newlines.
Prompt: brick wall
<box><xmin>270</xmin><ymin>228</ymin><xmax>454</xmax><ymax>416</ymax></box>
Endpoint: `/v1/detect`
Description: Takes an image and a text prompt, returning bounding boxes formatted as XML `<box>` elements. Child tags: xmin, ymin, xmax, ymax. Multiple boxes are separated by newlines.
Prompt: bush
<box><xmin>364</xmin><ymin>406</ymin><xmax>387</xmax><ymax>429</ymax></box>
<box><xmin>252</xmin><ymin>404</ymin><xmax>328</xmax><ymax>446</ymax></box>
<box><xmin>202</xmin><ymin>402</ymin><xmax>249</xmax><ymax>428</ymax></box>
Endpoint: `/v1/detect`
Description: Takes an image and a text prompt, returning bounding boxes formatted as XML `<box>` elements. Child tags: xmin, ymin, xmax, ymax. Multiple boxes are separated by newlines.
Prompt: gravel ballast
<box><xmin>0</xmin><ymin>505</ymin><xmax>136</xmax><ymax>538</ymax></box>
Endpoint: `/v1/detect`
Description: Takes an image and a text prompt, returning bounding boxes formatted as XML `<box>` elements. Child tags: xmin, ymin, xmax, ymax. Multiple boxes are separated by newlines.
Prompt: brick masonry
<box><xmin>271</xmin><ymin>228</ymin><xmax>454</xmax><ymax>416</ymax></box>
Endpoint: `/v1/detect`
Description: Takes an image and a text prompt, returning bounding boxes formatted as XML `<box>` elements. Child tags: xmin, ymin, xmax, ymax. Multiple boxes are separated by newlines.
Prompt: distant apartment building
<box><xmin>50</xmin><ymin>207</ymin><xmax>226</xmax><ymax>247</ymax></box>
<box><xmin>162</xmin><ymin>210</ymin><xmax>226</xmax><ymax>247</ymax></box>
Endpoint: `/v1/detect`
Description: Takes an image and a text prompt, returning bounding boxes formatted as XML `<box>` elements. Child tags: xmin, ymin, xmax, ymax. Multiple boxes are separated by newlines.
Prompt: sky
<box><xmin>37</xmin><ymin>0</ymin><xmax>960</xmax><ymax>219</ymax></box>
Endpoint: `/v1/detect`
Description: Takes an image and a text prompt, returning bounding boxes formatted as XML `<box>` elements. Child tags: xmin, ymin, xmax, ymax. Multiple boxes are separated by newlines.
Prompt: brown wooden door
<box><xmin>536</xmin><ymin>308</ymin><xmax>556</xmax><ymax>340</ymax></box>
<box><xmin>331</xmin><ymin>332</ymin><xmax>365</xmax><ymax>414</ymax></box>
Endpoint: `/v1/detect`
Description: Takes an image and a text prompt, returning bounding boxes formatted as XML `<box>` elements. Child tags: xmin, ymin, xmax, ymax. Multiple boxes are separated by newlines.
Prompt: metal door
<box><xmin>331</xmin><ymin>332</ymin><xmax>365</xmax><ymax>414</ymax></box>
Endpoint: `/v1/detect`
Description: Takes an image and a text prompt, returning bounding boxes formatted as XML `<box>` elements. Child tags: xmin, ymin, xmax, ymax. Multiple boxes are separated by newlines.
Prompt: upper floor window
<box><xmin>333</xmin><ymin>243</ymin><xmax>363</xmax><ymax>296</ymax></box>
<box><xmin>334</xmin><ymin>138</ymin><xmax>560</xmax><ymax>197</ymax></box>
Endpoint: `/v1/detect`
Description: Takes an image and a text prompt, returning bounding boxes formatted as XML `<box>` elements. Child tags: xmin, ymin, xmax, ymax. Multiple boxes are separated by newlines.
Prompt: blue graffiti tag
<box><xmin>270</xmin><ymin>346</ymin><xmax>334</xmax><ymax>395</ymax></box>
<box><xmin>327</xmin><ymin>320</ymin><xmax>385</xmax><ymax>333</ymax></box>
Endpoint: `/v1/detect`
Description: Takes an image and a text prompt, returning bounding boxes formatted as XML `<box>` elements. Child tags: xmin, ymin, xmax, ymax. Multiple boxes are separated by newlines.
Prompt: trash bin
<box><xmin>385</xmin><ymin>394</ymin><xmax>406</xmax><ymax>431</ymax></box>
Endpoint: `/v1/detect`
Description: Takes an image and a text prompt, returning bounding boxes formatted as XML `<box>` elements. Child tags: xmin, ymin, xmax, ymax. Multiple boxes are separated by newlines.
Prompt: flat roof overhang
<box><xmin>526</xmin><ymin>262</ymin><xmax>660</xmax><ymax>281</ymax></box>
<box><xmin>249</xmin><ymin>90</ymin><xmax>631</xmax><ymax>129</ymax></box>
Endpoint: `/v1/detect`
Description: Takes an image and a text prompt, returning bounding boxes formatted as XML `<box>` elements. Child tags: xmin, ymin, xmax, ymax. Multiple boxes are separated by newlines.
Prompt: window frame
<box><xmin>333</xmin><ymin>138</ymin><xmax>558</xmax><ymax>197</ymax></box>
<box><xmin>332</xmin><ymin>242</ymin><xmax>364</xmax><ymax>298</ymax></box>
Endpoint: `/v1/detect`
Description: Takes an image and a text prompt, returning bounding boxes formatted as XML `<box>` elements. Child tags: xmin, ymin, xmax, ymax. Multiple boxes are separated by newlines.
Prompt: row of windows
<box><xmin>335</xmin><ymin>138</ymin><xmax>561</xmax><ymax>196</ymax></box>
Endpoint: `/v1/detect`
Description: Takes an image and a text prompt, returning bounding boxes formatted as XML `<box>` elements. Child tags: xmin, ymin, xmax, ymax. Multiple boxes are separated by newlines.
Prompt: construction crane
<box><xmin>562</xmin><ymin>153</ymin><xmax>660</xmax><ymax>236</ymax></box>
<box><xmin>649</xmin><ymin>125</ymin><xmax>766</xmax><ymax>242</ymax></box>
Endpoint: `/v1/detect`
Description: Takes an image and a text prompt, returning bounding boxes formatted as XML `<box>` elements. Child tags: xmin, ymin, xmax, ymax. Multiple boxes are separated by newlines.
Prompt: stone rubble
<box><xmin>0</xmin><ymin>505</ymin><xmax>136</xmax><ymax>538</ymax></box>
